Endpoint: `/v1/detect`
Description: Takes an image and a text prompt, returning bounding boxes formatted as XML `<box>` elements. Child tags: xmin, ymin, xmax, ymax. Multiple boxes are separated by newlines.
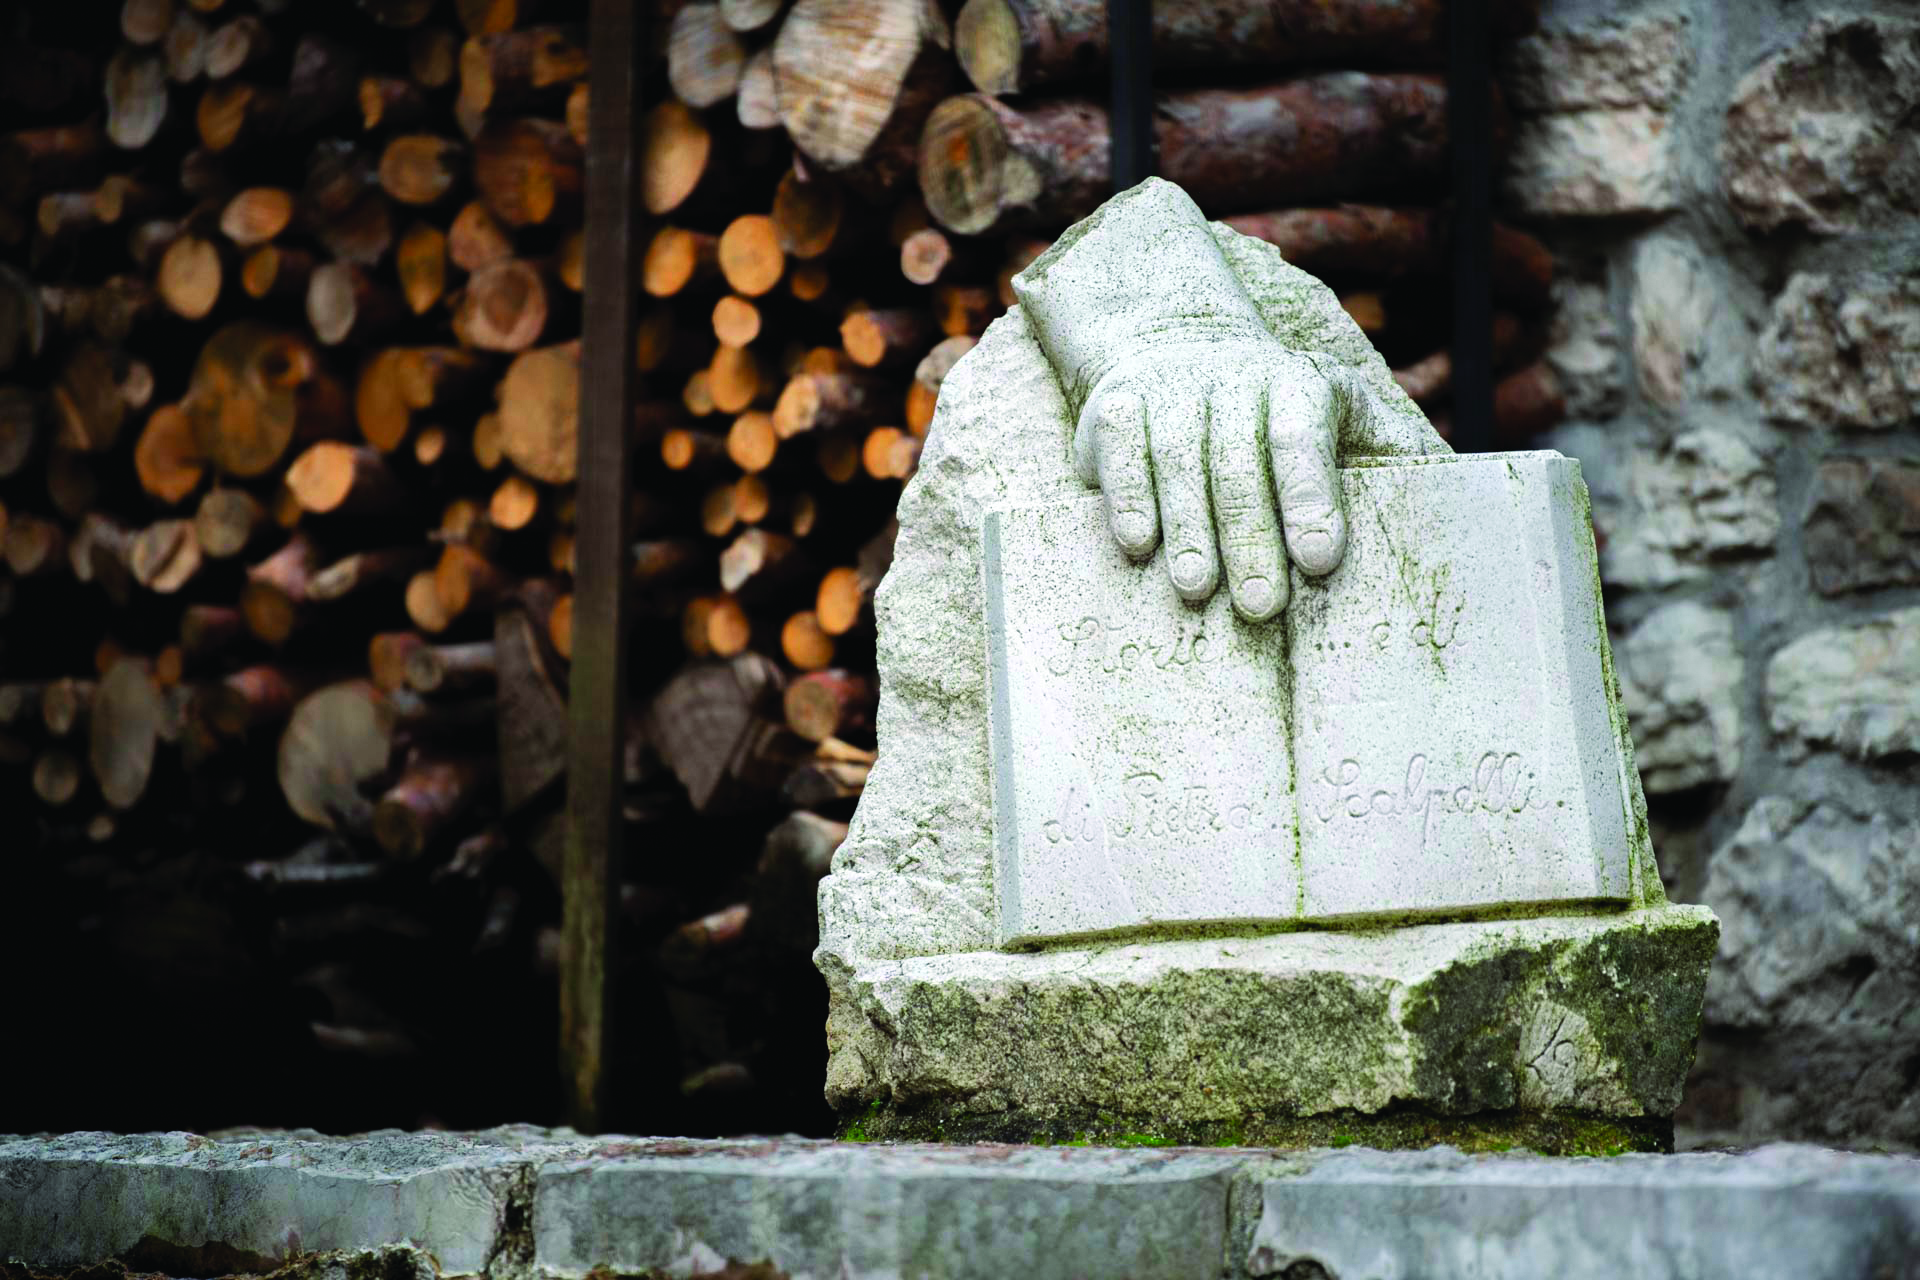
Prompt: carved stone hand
<box><xmin>1013</xmin><ymin>177</ymin><xmax>1442</xmax><ymax>621</ymax></box>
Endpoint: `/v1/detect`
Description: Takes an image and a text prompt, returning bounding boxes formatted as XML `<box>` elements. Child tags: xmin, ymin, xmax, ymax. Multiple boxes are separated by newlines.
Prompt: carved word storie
<box><xmin>1045</xmin><ymin>613</ymin><xmax>1222</xmax><ymax>677</ymax></box>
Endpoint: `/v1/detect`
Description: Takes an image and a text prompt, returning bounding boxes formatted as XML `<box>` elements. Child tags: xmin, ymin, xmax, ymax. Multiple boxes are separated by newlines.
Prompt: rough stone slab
<box><xmin>536</xmin><ymin>1142</ymin><xmax>1244</xmax><ymax>1280</ymax></box>
<box><xmin>825</xmin><ymin>905</ymin><xmax>1715</xmax><ymax>1128</ymax></box>
<box><xmin>985</xmin><ymin>454</ymin><xmax>1638</xmax><ymax>947</ymax></box>
<box><xmin>1766</xmin><ymin>607</ymin><xmax>1920</xmax><ymax>761</ymax></box>
<box><xmin>0</xmin><ymin>1126</ymin><xmax>600</xmax><ymax>1272</ymax></box>
<box><xmin>1249</xmin><ymin>1143</ymin><xmax>1920</xmax><ymax>1280</ymax></box>
<box><xmin>3</xmin><ymin>1133</ymin><xmax>1915</xmax><ymax>1280</ymax></box>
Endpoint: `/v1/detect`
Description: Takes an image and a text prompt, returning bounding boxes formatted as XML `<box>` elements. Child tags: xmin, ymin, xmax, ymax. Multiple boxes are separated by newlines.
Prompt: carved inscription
<box><xmin>1045</xmin><ymin>613</ymin><xmax>1221</xmax><ymax>677</ymax></box>
<box><xmin>1043</xmin><ymin>773</ymin><xmax>1282</xmax><ymax>847</ymax></box>
<box><xmin>1308</xmin><ymin>751</ymin><xmax>1556</xmax><ymax>847</ymax></box>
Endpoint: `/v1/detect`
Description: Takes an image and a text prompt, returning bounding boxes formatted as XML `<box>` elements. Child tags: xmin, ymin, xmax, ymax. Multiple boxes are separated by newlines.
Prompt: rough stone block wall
<box><xmin>1508</xmin><ymin>0</ymin><xmax>1920</xmax><ymax>1149</ymax></box>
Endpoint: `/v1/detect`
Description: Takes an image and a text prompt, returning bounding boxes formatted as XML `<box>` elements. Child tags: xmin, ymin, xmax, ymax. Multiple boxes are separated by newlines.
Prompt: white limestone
<box><xmin>986</xmin><ymin>453</ymin><xmax>1638</xmax><ymax>947</ymax></box>
<box><xmin>815</xmin><ymin>177</ymin><xmax>1701</xmax><ymax>1129</ymax></box>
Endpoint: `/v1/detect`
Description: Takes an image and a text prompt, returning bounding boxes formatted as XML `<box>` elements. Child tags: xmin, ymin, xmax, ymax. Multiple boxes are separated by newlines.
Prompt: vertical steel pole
<box><xmin>1448</xmin><ymin>0</ymin><xmax>1493</xmax><ymax>453</ymax></box>
<box><xmin>1108</xmin><ymin>0</ymin><xmax>1153</xmax><ymax>191</ymax></box>
<box><xmin>563</xmin><ymin>0</ymin><xmax>643</xmax><ymax>1133</ymax></box>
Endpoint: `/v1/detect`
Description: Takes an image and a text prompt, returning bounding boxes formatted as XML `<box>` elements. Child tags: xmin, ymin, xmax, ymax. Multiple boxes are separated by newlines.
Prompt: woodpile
<box><xmin>0</xmin><ymin>0</ymin><xmax>1564</xmax><ymax>1134</ymax></box>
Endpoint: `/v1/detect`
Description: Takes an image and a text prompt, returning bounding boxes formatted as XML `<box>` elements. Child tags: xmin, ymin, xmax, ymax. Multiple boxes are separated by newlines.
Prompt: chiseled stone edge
<box><xmin>1248</xmin><ymin>1143</ymin><xmax>1920</xmax><ymax>1280</ymax></box>
<box><xmin>824</xmin><ymin>904</ymin><xmax>1717</xmax><ymax>1134</ymax></box>
<box><xmin>3</xmin><ymin>1133</ymin><xmax>1916</xmax><ymax>1280</ymax></box>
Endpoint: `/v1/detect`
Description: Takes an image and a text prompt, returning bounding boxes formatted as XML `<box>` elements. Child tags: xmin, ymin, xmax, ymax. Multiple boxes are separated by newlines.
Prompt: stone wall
<box><xmin>1505</xmin><ymin>1</ymin><xmax>1920</xmax><ymax>1149</ymax></box>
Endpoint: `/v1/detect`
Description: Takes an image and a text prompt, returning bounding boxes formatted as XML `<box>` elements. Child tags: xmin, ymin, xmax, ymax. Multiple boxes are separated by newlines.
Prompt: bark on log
<box><xmin>1222</xmin><ymin>206</ymin><xmax>1554</xmax><ymax>310</ymax></box>
<box><xmin>954</xmin><ymin>0</ymin><xmax>1538</xmax><ymax>95</ymax></box>
<box><xmin>286</xmin><ymin>442</ymin><xmax>403</xmax><ymax>516</ymax></box>
<box><xmin>202</xmin><ymin>664</ymin><xmax>310</xmax><ymax>736</ymax></box>
<box><xmin>841</xmin><ymin>307</ymin><xmax>934</xmax><ymax>368</ymax></box>
<box><xmin>920</xmin><ymin>76</ymin><xmax>1468</xmax><ymax>235</ymax></box>
<box><xmin>404</xmin><ymin>640</ymin><xmax>496</xmax><ymax>694</ymax></box>
<box><xmin>374</xmin><ymin>756</ymin><xmax>492</xmax><ymax>858</ymax></box>
<box><xmin>242</xmin><ymin>531</ymin><xmax>321</xmax><ymax>644</ymax></box>
<box><xmin>772</xmin><ymin>372</ymin><xmax>889</xmax><ymax>437</ymax></box>
<box><xmin>308</xmin><ymin>547</ymin><xmax>431</xmax><ymax>602</ymax></box>
<box><xmin>495</xmin><ymin>600</ymin><xmax>567</xmax><ymax>812</ymax></box>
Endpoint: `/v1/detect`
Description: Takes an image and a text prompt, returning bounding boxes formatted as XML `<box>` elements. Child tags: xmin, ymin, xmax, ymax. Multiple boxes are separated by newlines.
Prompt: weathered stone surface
<box><xmin>1615</xmin><ymin>602</ymin><xmax>1742</xmax><ymax>795</ymax></box>
<box><xmin>1766</xmin><ymin>608</ymin><xmax>1920</xmax><ymax>760</ymax></box>
<box><xmin>825</xmin><ymin>906</ymin><xmax>1716</xmax><ymax>1132</ymax></box>
<box><xmin>1250</xmin><ymin>1143</ymin><xmax>1920</xmax><ymax>1280</ymax></box>
<box><xmin>1723</xmin><ymin>14</ymin><xmax>1920</xmax><ymax>234</ymax></box>
<box><xmin>1804</xmin><ymin>456</ymin><xmax>1920</xmax><ymax>595</ymax></box>
<box><xmin>1500</xmin><ymin>14</ymin><xmax>1691</xmax><ymax>113</ymax></box>
<box><xmin>1505</xmin><ymin>108</ymin><xmax>1682</xmax><ymax>217</ymax></box>
<box><xmin>821</xmin><ymin>178</ymin><xmax>1703</xmax><ymax>1141</ymax></box>
<box><xmin>1629</xmin><ymin>234</ymin><xmax>1718</xmax><ymax>409</ymax></box>
<box><xmin>1546</xmin><ymin>276</ymin><xmax>1621</xmax><ymax>420</ymax></box>
<box><xmin>537</xmin><ymin>1141</ymin><xmax>1245</xmax><ymax>1280</ymax></box>
<box><xmin>1755</xmin><ymin>272</ymin><xmax>1920</xmax><ymax>429</ymax></box>
<box><xmin>0</xmin><ymin>1125</ymin><xmax>599</xmax><ymax>1272</ymax></box>
<box><xmin>819</xmin><ymin>191</ymin><xmax>1432</xmax><ymax>969</ymax></box>
<box><xmin>1595</xmin><ymin>429</ymin><xmax>1778</xmax><ymax>589</ymax></box>
<box><xmin>986</xmin><ymin>457</ymin><xmax>1638</xmax><ymax>947</ymax></box>
<box><xmin>1690</xmin><ymin>799</ymin><xmax>1920</xmax><ymax>1148</ymax></box>
<box><xmin>4</xmin><ymin>1132</ymin><xmax>1916</xmax><ymax>1280</ymax></box>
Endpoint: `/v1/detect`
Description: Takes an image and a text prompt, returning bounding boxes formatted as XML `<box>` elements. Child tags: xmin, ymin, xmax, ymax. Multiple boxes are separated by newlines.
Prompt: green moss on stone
<box><xmin>838</xmin><ymin>1100</ymin><xmax>1672</xmax><ymax>1157</ymax></box>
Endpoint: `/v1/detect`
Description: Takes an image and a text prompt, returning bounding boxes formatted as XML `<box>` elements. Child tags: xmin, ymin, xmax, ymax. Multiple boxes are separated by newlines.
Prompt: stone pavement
<box><xmin>2</xmin><ymin>1129</ymin><xmax>1916</xmax><ymax>1279</ymax></box>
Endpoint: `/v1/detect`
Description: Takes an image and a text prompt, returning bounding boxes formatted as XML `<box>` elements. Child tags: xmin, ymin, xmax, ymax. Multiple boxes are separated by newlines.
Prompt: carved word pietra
<box><xmin>984</xmin><ymin>451</ymin><xmax>1637</xmax><ymax>947</ymax></box>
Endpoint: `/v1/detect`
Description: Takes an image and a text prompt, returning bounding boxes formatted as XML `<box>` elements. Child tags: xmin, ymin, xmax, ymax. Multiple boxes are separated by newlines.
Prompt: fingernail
<box><xmin>1113</xmin><ymin>510</ymin><xmax>1153</xmax><ymax>549</ymax></box>
<box><xmin>1294</xmin><ymin>530</ymin><xmax>1338</xmax><ymax>574</ymax></box>
<box><xmin>1236</xmin><ymin>576</ymin><xmax>1275</xmax><ymax>617</ymax></box>
<box><xmin>1171</xmin><ymin>549</ymin><xmax>1212</xmax><ymax>595</ymax></box>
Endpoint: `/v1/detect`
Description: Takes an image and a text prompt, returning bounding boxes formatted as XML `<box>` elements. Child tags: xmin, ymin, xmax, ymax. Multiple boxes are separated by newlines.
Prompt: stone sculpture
<box><xmin>817</xmin><ymin>178</ymin><xmax>1717</xmax><ymax>1151</ymax></box>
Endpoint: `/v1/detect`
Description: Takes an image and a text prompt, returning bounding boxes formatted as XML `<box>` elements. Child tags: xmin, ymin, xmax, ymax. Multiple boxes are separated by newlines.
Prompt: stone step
<box><xmin>1</xmin><ymin>1130</ymin><xmax>1914</xmax><ymax>1279</ymax></box>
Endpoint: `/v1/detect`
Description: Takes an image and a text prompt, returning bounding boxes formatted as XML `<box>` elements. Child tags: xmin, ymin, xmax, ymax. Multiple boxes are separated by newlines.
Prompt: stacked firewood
<box><xmin>0</xmin><ymin>0</ymin><xmax>1565</xmax><ymax>1133</ymax></box>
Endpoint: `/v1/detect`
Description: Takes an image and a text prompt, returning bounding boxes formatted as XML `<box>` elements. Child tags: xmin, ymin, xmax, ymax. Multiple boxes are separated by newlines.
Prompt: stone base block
<box><xmin>823</xmin><ymin>904</ymin><xmax>1718</xmax><ymax>1152</ymax></box>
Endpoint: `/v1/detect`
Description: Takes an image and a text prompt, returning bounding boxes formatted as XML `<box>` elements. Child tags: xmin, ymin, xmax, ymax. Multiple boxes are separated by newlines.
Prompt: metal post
<box><xmin>1448</xmin><ymin>0</ymin><xmax>1493</xmax><ymax>453</ymax></box>
<box><xmin>1108</xmin><ymin>0</ymin><xmax>1153</xmax><ymax>191</ymax></box>
<box><xmin>562</xmin><ymin>0</ymin><xmax>644</xmax><ymax>1133</ymax></box>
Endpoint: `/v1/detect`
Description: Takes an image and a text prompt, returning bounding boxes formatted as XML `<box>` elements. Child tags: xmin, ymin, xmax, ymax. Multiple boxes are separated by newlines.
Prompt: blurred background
<box><xmin>0</xmin><ymin>0</ymin><xmax>1912</xmax><ymax>1150</ymax></box>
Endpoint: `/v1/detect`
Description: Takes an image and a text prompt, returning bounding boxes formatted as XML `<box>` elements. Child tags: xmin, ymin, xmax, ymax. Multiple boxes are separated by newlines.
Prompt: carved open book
<box><xmin>983</xmin><ymin>451</ymin><xmax>1644</xmax><ymax>948</ymax></box>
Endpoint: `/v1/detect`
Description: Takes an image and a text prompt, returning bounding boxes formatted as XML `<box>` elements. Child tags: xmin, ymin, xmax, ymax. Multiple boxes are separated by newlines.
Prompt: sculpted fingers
<box><xmin>1267</xmin><ymin>368</ymin><xmax>1346</xmax><ymax>576</ymax></box>
<box><xmin>1147</xmin><ymin>397</ymin><xmax>1218</xmax><ymax>601</ymax></box>
<box><xmin>1084</xmin><ymin>390</ymin><xmax>1159</xmax><ymax>557</ymax></box>
<box><xmin>1207</xmin><ymin>384</ymin><xmax>1287</xmax><ymax>620</ymax></box>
